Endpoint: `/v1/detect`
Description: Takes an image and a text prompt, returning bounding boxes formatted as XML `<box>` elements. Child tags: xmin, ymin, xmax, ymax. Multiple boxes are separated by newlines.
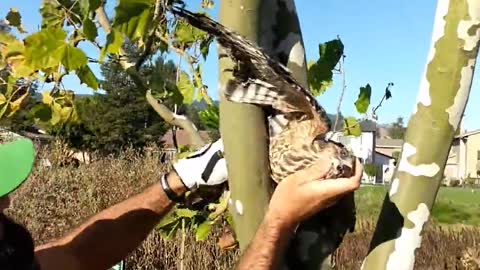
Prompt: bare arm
<box><xmin>237</xmin><ymin>159</ymin><xmax>363</xmax><ymax>270</ymax></box>
<box><xmin>236</xmin><ymin>213</ymin><xmax>294</xmax><ymax>270</ymax></box>
<box><xmin>34</xmin><ymin>171</ymin><xmax>186</xmax><ymax>270</ymax></box>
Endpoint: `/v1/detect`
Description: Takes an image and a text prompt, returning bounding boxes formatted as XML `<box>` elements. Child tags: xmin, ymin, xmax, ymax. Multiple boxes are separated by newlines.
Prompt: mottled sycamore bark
<box><xmin>219</xmin><ymin>1</ymin><xmax>354</xmax><ymax>269</ymax></box>
<box><xmin>218</xmin><ymin>0</ymin><xmax>273</xmax><ymax>251</ymax></box>
<box><xmin>362</xmin><ymin>1</ymin><xmax>480</xmax><ymax>269</ymax></box>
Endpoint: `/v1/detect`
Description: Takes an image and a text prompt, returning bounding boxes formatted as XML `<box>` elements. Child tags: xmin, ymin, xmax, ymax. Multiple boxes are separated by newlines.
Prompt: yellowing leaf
<box><xmin>343</xmin><ymin>117</ymin><xmax>362</xmax><ymax>137</ymax></box>
<box><xmin>76</xmin><ymin>65</ymin><xmax>99</xmax><ymax>90</ymax></box>
<box><xmin>0</xmin><ymin>94</ymin><xmax>6</xmax><ymax>105</ymax></box>
<box><xmin>42</xmin><ymin>91</ymin><xmax>54</xmax><ymax>105</ymax></box>
<box><xmin>50</xmin><ymin>102</ymin><xmax>62</xmax><ymax>125</ymax></box>
<box><xmin>201</xmin><ymin>0</ymin><xmax>214</xmax><ymax>9</ymax></box>
<box><xmin>0</xmin><ymin>32</ymin><xmax>30</xmax><ymax>78</ymax></box>
<box><xmin>24</xmin><ymin>28</ymin><xmax>67</xmax><ymax>71</ymax></box>
<box><xmin>176</xmin><ymin>71</ymin><xmax>195</xmax><ymax>104</ymax></box>
<box><xmin>61</xmin><ymin>45</ymin><xmax>87</xmax><ymax>71</ymax></box>
<box><xmin>6</xmin><ymin>76</ymin><xmax>15</xmax><ymax>96</ymax></box>
<box><xmin>7</xmin><ymin>89</ymin><xmax>29</xmax><ymax>117</ymax></box>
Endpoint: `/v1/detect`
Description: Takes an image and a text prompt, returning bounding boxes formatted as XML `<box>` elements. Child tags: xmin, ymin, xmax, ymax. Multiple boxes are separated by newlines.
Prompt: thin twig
<box><xmin>333</xmin><ymin>55</ymin><xmax>346</xmax><ymax>132</ymax></box>
<box><xmin>372</xmin><ymin>82</ymin><xmax>394</xmax><ymax>120</ymax></box>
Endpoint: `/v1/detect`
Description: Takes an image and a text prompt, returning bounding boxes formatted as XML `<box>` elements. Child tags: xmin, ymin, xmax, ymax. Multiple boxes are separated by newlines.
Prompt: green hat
<box><xmin>0</xmin><ymin>133</ymin><xmax>35</xmax><ymax>197</ymax></box>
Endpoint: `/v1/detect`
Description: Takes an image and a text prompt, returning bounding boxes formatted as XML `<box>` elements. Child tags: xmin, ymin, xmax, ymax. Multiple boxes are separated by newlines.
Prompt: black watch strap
<box><xmin>160</xmin><ymin>174</ymin><xmax>184</xmax><ymax>203</ymax></box>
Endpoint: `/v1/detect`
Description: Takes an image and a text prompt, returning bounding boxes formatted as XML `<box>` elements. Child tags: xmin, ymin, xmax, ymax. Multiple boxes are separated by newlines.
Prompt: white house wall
<box><xmin>330</xmin><ymin>131</ymin><xmax>374</xmax><ymax>163</ymax></box>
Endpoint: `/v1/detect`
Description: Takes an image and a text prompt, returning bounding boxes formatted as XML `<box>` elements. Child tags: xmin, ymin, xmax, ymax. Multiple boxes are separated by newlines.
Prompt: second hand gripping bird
<box><xmin>170</xmin><ymin>6</ymin><xmax>356</xmax><ymax>183</ymax></box>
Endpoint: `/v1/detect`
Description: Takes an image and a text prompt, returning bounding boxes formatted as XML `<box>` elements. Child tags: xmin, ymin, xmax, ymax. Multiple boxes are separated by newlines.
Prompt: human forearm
<box><xmin>236</xmin><ymin>212</ymin><xmax>295</xmax><ymax>270</ymax></box>
<box><xmin>35</xmin><ymin>171</ymin><xmax>186</xmax><ymax>270</ymax></box>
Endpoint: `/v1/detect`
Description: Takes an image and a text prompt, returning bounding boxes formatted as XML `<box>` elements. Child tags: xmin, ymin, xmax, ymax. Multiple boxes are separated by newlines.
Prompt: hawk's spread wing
<box><xmin>171</xmin><ymin>6</ymin><xmax>331</xmax><ymax>130</ymax></box>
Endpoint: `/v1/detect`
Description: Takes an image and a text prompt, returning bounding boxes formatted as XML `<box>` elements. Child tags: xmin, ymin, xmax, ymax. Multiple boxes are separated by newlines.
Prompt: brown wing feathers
<box><xmin>170</xmin><ymin>6</ymin><xmax>331</xmax><ymax>130</ymax></box>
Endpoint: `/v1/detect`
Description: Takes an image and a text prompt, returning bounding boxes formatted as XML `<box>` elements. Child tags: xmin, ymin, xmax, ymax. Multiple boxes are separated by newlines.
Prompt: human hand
<box><xmin>266</xmin><ymin>158</ymin><xmax>363</xmax><ymax>231</ymax></box>
<box><xmin>172</xmin><ymin>138</ymin><xmax>227</xmax><ymax>190</ymax></box>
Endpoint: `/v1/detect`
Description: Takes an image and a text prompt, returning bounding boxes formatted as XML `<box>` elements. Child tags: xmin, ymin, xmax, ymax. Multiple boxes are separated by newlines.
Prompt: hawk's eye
<box><xmin>340</xmin><ymin>148</ymin><xmax>349</xmax><ymax>158</ymax></box>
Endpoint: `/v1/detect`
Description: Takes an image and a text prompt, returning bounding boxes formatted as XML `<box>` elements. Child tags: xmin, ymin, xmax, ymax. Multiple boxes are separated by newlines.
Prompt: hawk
<box><xmin>170</xmin><ymin>6</ymin><xmax>355</xmax><ymax>182</ymax></box>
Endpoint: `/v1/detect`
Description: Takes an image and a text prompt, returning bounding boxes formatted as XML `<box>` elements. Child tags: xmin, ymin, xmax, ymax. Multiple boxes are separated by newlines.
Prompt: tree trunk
<box><xmin>219</xmin><ymin>1</ymin><xmax>353</xmax><ymax>269</ymax></box>
<box><xmin>218</xmin><ymin>0</ymin><xmax>273</xmax><ymax>250</ymax></box>
<box><xmin>362</xmin><ymin>1</ymin><xmax>480</xmax><ymax>269</ymax></box>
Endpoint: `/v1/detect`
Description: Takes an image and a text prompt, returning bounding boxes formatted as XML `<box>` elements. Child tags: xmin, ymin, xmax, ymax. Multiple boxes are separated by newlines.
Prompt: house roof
<box><xmin>376</xmin><ymin>138</ymin><xmax>404</xmax><ymax>148</ymax></box>
<box><xmin>360</xmin><ymin>120</ymin><xmax>377</xmax><ymax>132</ymax></box>
<box><xmin>455</xmin><ymin>129</ymin><xmax>480</xmax><ymax>139</ymax></box>
<box><xmin>161</xmin><ymin>129</ymin><xmax>211</xmax><ymax>148</ymax></box>
<box><xmin>375</xmin><ymin>149</ymin><xmax>394</xmax><ymax>158</ymax></box>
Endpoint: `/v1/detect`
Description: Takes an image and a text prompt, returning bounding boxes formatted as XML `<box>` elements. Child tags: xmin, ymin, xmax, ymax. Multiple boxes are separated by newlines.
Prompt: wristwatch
<box><xmin>160</xmin><ymin>173</ymin><xmax>186</xmax><ymax>203</ymax></box>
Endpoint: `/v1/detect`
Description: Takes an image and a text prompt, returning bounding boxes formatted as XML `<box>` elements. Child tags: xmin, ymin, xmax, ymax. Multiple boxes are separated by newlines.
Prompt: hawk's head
<box><xmin>316</xmin><ymin>139</ymin><xmax>356</xmax><ymax>179</ymax></box>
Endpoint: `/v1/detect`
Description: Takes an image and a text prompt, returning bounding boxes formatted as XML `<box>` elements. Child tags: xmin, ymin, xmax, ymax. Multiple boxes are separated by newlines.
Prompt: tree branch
<box><xmin>146</xmin><ymin>90</ymin><xmax>204</xmax><ymax>148</ymax></box>
<box><xmin>94</xmin><ymin>5</ymin><xmax>205</xmax><ymax>148</ymax></box>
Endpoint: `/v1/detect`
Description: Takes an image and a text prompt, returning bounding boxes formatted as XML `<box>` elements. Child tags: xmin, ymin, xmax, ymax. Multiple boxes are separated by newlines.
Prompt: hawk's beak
<box><xmin>339</xmin><ymin>157</ymin><xmax>355</xmax><ymax>177</ymax></box>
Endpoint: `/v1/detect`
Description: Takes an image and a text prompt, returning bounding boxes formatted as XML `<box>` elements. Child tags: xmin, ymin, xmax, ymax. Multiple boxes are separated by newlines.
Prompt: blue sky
<box><xmin>1</xmin><ymin>0</ymin><xmax>479</xmax><ymax>131</ymax></box>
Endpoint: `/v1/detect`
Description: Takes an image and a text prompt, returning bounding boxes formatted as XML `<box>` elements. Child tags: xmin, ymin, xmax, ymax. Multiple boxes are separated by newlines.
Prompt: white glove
<box><xmin>173</xmin><ymin>138</ymin><xmax>228</xmax><ymax>190</ymax></box>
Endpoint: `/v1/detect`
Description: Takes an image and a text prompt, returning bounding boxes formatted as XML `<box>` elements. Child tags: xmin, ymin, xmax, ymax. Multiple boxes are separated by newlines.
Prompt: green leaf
<box><xmin>30</xmin><ymin>103</ymin><xmax>52</xmax><ymax>122</ymax></box>
<box><xmin>386</xmin><ymin>89</ymin><xmax>392</xmax><ymax>100</ymax></box>
<box><xmin>385</xmin><ymin>82</ymin><xmax>393</xmax><ymax>100</ymax></box>
<box><xmin>6</xmin><ymin>8</ymin><xmax>26</xmax><ymax>33</ymax></box>
<box><xmin>112</xmin><ymin>0</ymin><xmax>153</xmax><ymax>42</ymax></box>
<box><xmin>175</xmin><ymin>208</ymin><xmax>198</xmax><ymax>218</ymax></box>
<box><xmin>24</xmin><ymin>28</ymin><xmax>67</xmax><ymax>71</ymax></box>
<box><xmin>343</xmin><ymin>117</ymin><xmax>361</xmax><ymax>137</ymax></box>
<box><xmin>176</xmin><ymin>71</ymin><xmax>194</xmax><ymax>104</ymax></box>
<box><xmin>225</xmin><ymin>211</ymin><xmax>235</xmax><ymax>228</ymax></box>
<box><xmin>195</xmin><ymin>221</ymin><xmax>212</xmax><ymax>241</ymax></box>
<box><xmin>79</xmin><ymin>0</ymin><xmax>102</xmax><ymax>17</ymax></box>
<box><xmin>82</xmin><ymin>18</ymin><xmax>98</xmax><ymax>42</ymax></box>
<box><xmin>174</xmin><ymin>21</ymin><xmax>207</xmax><ymax>47</ymax></box>
<box><xmin>6</xmin><ymin>8</ymin><xmax>21</xmax><ymax>27</ymax></box>
<box><xmin>307</xmin><ymin>39</ymin><xmax>344</xmax><ymax>96</ymax></box>
<box><xmin>100</xmin><ymin>29</ymin><xmax>124</xmax><ymax>61</ymax></box>
<box><xmin>199</xmin><ymin>105</ymin><xmax>219</xmax><ymax>129</ymax></box>
<box><xmin>159</xmin><ymin>220</ymin><xmax>179</xmax><ymax>240</ymax></box>
<box><xmin>76</xmin><ymin>65</ymin><xmax>99</xmax><ymax>90</ymax></box>
<box><xmin>62</xmin><ymin>45</ymin><xmax>87</xmax><ymax>71</ymax></box>
<box><xmin>200</xmin><ymin>35</ymin><xmax>213</xmax><ymax>60</ymax></box>
<box><xmin>0</xmin><ymin>94</ymin><xmax>6</xmax><ymax>105</ymax></box>
<box><xmin>157</xmin><ymin>209</ymin><xmax>180</xmax><ymax>228</ymax></box>
<box><xmin>354</xmin><ymin>84</ymin><xmax>372</xmax><ymax>114</ymax></box>
<box><xmin>40</xmin><ymin>0</ymin><xmax>66</xmax><ymax>29</ymax></box>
